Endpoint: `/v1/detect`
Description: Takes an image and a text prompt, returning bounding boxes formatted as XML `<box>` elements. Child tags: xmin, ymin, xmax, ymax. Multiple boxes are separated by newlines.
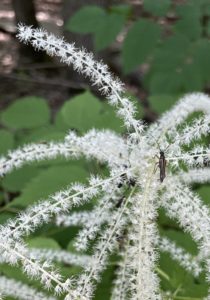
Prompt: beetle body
<box><xmin>159</xmin><ymin>151</ymin><xmax>166</xmax><ymax>182</ymax></box>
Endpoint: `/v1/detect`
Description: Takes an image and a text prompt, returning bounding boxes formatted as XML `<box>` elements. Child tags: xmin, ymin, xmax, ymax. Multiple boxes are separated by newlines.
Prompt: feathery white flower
<box><xmin>1</xmin><ymin>23</ymin><xmax>208</xmax><ymax>299</ymax></box>
<box><xmin>30</xmin><ymin>248</ymin><xmax>93</xmax><ymax>267</ymax></box>
<box><xmin>17</xmin><ymin>24</ymin><xmax>143</xmax><ymax>137</ymax></box>
<box><xmin>0</xmin><ymin>276</ymin><xmax>56</xmax><ymax>300</ymax></box>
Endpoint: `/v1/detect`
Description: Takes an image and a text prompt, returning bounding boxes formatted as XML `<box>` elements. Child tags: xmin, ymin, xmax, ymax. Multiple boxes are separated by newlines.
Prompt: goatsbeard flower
<box><xmin>0</xmin><ymin>24</ymin><xmax>209</xmax><ymax>299</ymax></box>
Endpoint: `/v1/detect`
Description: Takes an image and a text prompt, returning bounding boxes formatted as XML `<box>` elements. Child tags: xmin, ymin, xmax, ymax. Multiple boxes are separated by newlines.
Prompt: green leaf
<box><xmin>122</xmin><ymin>19</ymin><xmax>161</xmax><ymax>73</ymax></box>
<box><xmin>207</xmin><ymin>20</ymin><xmax>210</xmax><ymax>36</ymax></box>
<box><xmin>148</xmin><ymin>94</ymin><xmax>180</xmax><ymax>114</ymax></box>
<box><xmin>149</xmin><ymin>71</ymin><xmax>183</xmax><ymax>94</ymax></box>
<box><xmin>174</xmin><ymin>17</ymin><xmax>201</xmax><ymax>40</ymax></box>
<box><xmin>151</xmin><ymin>50</ymin><xmax>183</xmax><ymax>73</ymax></box>
<box><xmin>55</xmin><ymin>109</ymin><xmax>71</xmax><ymax>131</ymax></box>
<box><xmin>94</xmin><ymin>255</ymin><xmax>116</xmax><ymax>300</ymax></box>
<box><xmin>0</xmin><ymin>263</ymin><xmax>41</xmax><ymax>290</ymax></box>
<box><xmin>61</xmin><ymin>91</ymin><xmax>102</xmax><ymax>132</ymax></box>
<box><xmin>0</xmin><ymin>212</ymin><xmax>14</xmax><ymax>224</ymax></box>
<box><xmin>160</xmin><ymin>229</ymin><xmax>197</xmax><ymax>254</ymax></box>
<box><xmin>146</xmin><ymin>32</ymin><xmax>205</xmax><ymax>94</ymax></box>
<box><xmin>159</xmin><ymin>230</ymin><xmax>207</xmax><ymax>296</ymax></box>
<box><xmin>176</xmin><ymin>2</ymin><xmax>201</xmax><ymax>18</ymax></box>
<box><xmin>0</xmin><ymin>129</ymin><xmax>14</xmax><ymax>155</ymax></box>
<box><xmin>159</xmin><ymin>252</ymin><xmax>208</xmax><ymax>296</ymax></box>
<box><xmin>203</xmin><ymin>2</ymin><xmax>210</xmax><ymax>15</ymax></box>
<box><xmin>67</xmin><ymin>240</ymin><xmax>79</xmax><ymax>252</ymax></box>
<box><xmin>151</xmin><ymin>34</ymin><xmax>190</xmax><ymax>73</ymax></box>
<box><xmin>193</xmin><ymin>39</ymin><xmax>210</xmax><ymax>83</ymax></box>
<box><xmin>50</xmin><ymin>227</ymin><xmax>79</xmax><ymax>249</ymax></box>
<box><xmin>144</xmin><ymin>0</ymin><xmax>171</xmax><ymax>16</ymax></box>
<box><xmin>0</xmin><ymin>262</ymin><xmax>62</xmax><ymax>296</ymax></box>
<box><xmin>182</xmin><ymin>62</ymin><xmax>203</xmax><ymax>92</ymax></box>
<box><xmin>158</xmin><ymin>208</ymin><xmax>180</xmax><ymax>229</ymax></box>
<box><xmin>161</xmin><ymin>34</ymin><xmax>191</xmax><ymax>52</ymax></box>
<box><xmin>60</xmin><ymin>91</ymin><xmax>131</xmax><ymax>132</ymax></box>
<box><xmin>145</xmin><ymin>34</ymin><xmax>189</xmax><ymax>78</ymax></box>
<box><xmin>1</xmin><ymin>97</ymin><xmax>50</xmax><ymax>129</ymax></box>
<box><xmin>66</xmin><ymin>6</ymin><xmax>105</xmax><ymax>33</ymax></box>
<box><xmin>197</xmin><ymin>185</ymin><xmax>210</xmax><ymax>205</ymax></box>
<box><xmin>96</xmin><ymin>103</ymin><xmax>124</xmax><ymax>133</ymax></box>
<box><xmin>2</xmin><ymin>166</ymin><xmax>39</xmax><ymax>192</ymax></box>
<box><xmin>94</xmin><ymin>14</ymin><xmax>125</xmax><ymax>50</ymax></box>
<box><xmin>95</xmin><ymin>92</ymin><xmax>142</xmax><ymax>132</ymax></box>
<box><xmin>66</xmin><ymin>6</ymin><xmax>125</xmax><ymax>50</ymax></box>
<box><xmin>110</xmin><ymin>4</ymin><xmax>132</xmax><ymax>17</ymax></box>
<box><xmin>9</xmin><ymin>164</ymin><xmax>88</xmax><ymax>208</ymax></box>
<box><xmin>27</xmin><ymin>237</ymin><xmax>60</xmax><ymax>249</ymax></box>
<box><xmin>17</xmin><ymin>126</ymin><xmax>65</xmax><ymax>146</ymax></box>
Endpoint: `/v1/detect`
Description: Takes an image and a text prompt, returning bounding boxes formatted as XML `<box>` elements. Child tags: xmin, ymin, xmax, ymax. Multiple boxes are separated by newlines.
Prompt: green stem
<box><xmin>156</xmin><ymin>267</ymin><xmax>170</xmax><ymax>281</ymax></box>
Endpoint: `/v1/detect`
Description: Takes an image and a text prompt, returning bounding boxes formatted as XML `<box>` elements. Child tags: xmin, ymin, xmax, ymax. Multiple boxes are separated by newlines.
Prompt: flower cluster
<box><xmin>0</xmin><ymin>24</ymin><xmax>209</xmax><ymax>299</ymax></box>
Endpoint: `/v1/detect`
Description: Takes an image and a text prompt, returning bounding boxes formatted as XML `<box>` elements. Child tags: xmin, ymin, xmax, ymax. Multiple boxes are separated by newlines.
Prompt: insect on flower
<box><xmin>153</xmin><ymin>141</ymin><xmax>168</xmax><ymax>182</ymax></box>
<box><xmin>159</xmin><ymin>150</ymin><xmax>167</xmax><ymax>182</ymax></box>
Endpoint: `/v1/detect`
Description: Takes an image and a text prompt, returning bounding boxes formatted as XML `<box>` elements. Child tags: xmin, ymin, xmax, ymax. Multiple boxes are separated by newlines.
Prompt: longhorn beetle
<box><xmin>158</xmin><ymin>150</ymin><xmax>167</xmax><ymax>182</ymax></box>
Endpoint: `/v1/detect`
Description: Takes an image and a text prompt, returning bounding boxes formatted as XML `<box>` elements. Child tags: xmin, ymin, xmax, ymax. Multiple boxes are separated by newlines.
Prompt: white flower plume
<box><xmin>0</xmin><ymin>24</ymin><xmax>209</xmax><ymax>299</ymax></box>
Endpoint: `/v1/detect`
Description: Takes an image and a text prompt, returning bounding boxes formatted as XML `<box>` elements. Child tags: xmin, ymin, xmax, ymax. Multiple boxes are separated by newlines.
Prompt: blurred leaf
<box><xmin>176</xmin><ymin>2</ymin><xmax>202</xmax><ymax>18</ymax></box>
<box><xmin>62</xmin><ymin>265</ymin><xmax>83</xmax><ymax>278</ymax></box>
<box><xmin>97</xmin><ymin>103</ymin><xmax>124</xmax><ymax>133</ymax></box>
<box><xmin>197</xmin><ymin>185</ymin><xmax>210</xmax><ymax>205</ymax></box>
<box><xmin>148</xmin><ymin>94</ymin><xmax>180</xmax><ymax>114</ymax></box>
<box><xmin>60</xmin><ymin>91</ymin><xmax>127</xmax><ymax>133</ymax></box>
<box><xmin>0</xmin><ymin>129</ymin><xmax>14</xmax><ymax>155</ymax></box>
<box><xmin>110</xmin><ymin>4</ymin><xmax>132</xmax><ymax>17</ymax></box>
<box><xmin>122</xmin><ymin>19</ymin><xmax>161</xmax><ymax>73</ymax></box>
<box><xmin>160</xmin><ymin>229</ymin><xmax>197</xmax><ymax>254</ymax></box>
<box><xmin>94</xmin><ymin>256</ymin><xmax>116</xmax><ymax>300</ymax></box>
<box><xmin>207</xmin><ymin>21</ymin><xmax>210</xmax><ymax>37</ymax></box>
<box><xmin>66</xmin><ymin>5</ymin><xmax>125</xmax><ymax>50</ymax></box>
<box><xmin>161</xmin><ymin>34</ymin><xmax>191</xmax><ymax>52</ymax></box>
<box><xmin>0</xmin><ymin>263</ymin><xmax>63</xmax><ymax>299</ymax></box>
<box><xmin>193</xmin><ymin>39</ymin><xmax>210</xmax><ymax>83</ymax></box>
<box><xmin>203</xmin><ymin>2</ymin><xmax>210</xmax><ymax>15</ymax></box>
<box><xmin>61</xmin><ymin>91</ymin><xmax>102</xmax><ymax>132</ymax></box>
<box><xmin>159</xmin><ymin>252</ymin><xmax>208</xmax><ymax>296</ymax></box>
<box><xmin>159</xmin><ymin>229</ymin><xmax>207</xmax><ymax>296</ymax></box>
<box><xmin>144</xmin><ymin>0</ymin><xmax>171</xmax><ymax>16</ymax></box>
<box><xmin>27</xmin><ymin>237</ymin><xmax>60</xmax><ymax>249</ymax></box>
<box><xmin>55</xmin><ymin>110</ymin><xmax>71</xmax><ymax>131</ymax></box>
<box><xmin>145</xmin><ymin>34</ymin><xmax>193</xmax><ymax>94</ymax></box>
<box><xmin>158</xmin><ymin>208</ymin><xmax>180</xmax><ymax>229</ymax></box>
<box><xmin>50</xmin><ymin>227</ymin><xmax>79</xmax><ymax>249</ymax></box>
<box><xmin>66</xmin><ymin>6</ymin><xmax>105</xmax><ymax>33</ymax></box>
<box><xmin>67</xmin><ymin>240</ymin><xmax>79</xmax><ymax>252</ymax></box>
<box><xmin>94</xmin><ymin>14</ymin><xmax>125</xmax><ymax>50</ymax></box>
<box><xmin>182</xmin><ymin>62</ymin><xmax>203</xmax><ymax>91</ymax></box>
<box><xmin>151</xmin><ymin>34</ymin><xmax>190</xmax><ymax>73</ymax></box>
<box><xmin>146</xmin><ymin>30</ymin><xmax>205</xmax><ymax>94</ymax></box>
<box><xmin>17</xmin><ymin>126</ymin><xmax>65</xmax><ymax>146</ymax></box>
<box><xmin>151</xmin><ymin>49</ymin><xmax>184</xmax><ymax>73</ymax></box>
<box><xmin>0</xmin><ymin>212</ymin><xmax>14</xmax><ymax>224</ymax></box>
<box><xmin>1</xmin><ymin>97</ymin><xmax>50</xmax><ymax>130</ymax></box>
<box><xmin>149</xmin><ymin>71</ymin><xmax>183</xmax><ymax>94</ymax></box>
<box><xmin>9</xmin><ymin>164</ymin><xmax>88</xmax><ymax>208</ymax></box>
<box><xmin>0</xmin><ymin>264</ymin><xmax>42</xmax><ymax>290</ymax></box>
<box><xmin>2</xmin><ymin>166</ymin><xmax>39</xmax><ymax>192</ymax></box>
<box><xmin>174</xmin><ymin>17</ymin><xmax>201</xmax><ymax>40</ymax></box>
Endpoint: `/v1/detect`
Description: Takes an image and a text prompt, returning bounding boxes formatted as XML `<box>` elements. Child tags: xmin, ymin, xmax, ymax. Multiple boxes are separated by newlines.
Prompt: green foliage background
<box><xmin>1</xmin><ymin>0</ymin><xmax>210</xmax><ymax>299</ymax></box>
